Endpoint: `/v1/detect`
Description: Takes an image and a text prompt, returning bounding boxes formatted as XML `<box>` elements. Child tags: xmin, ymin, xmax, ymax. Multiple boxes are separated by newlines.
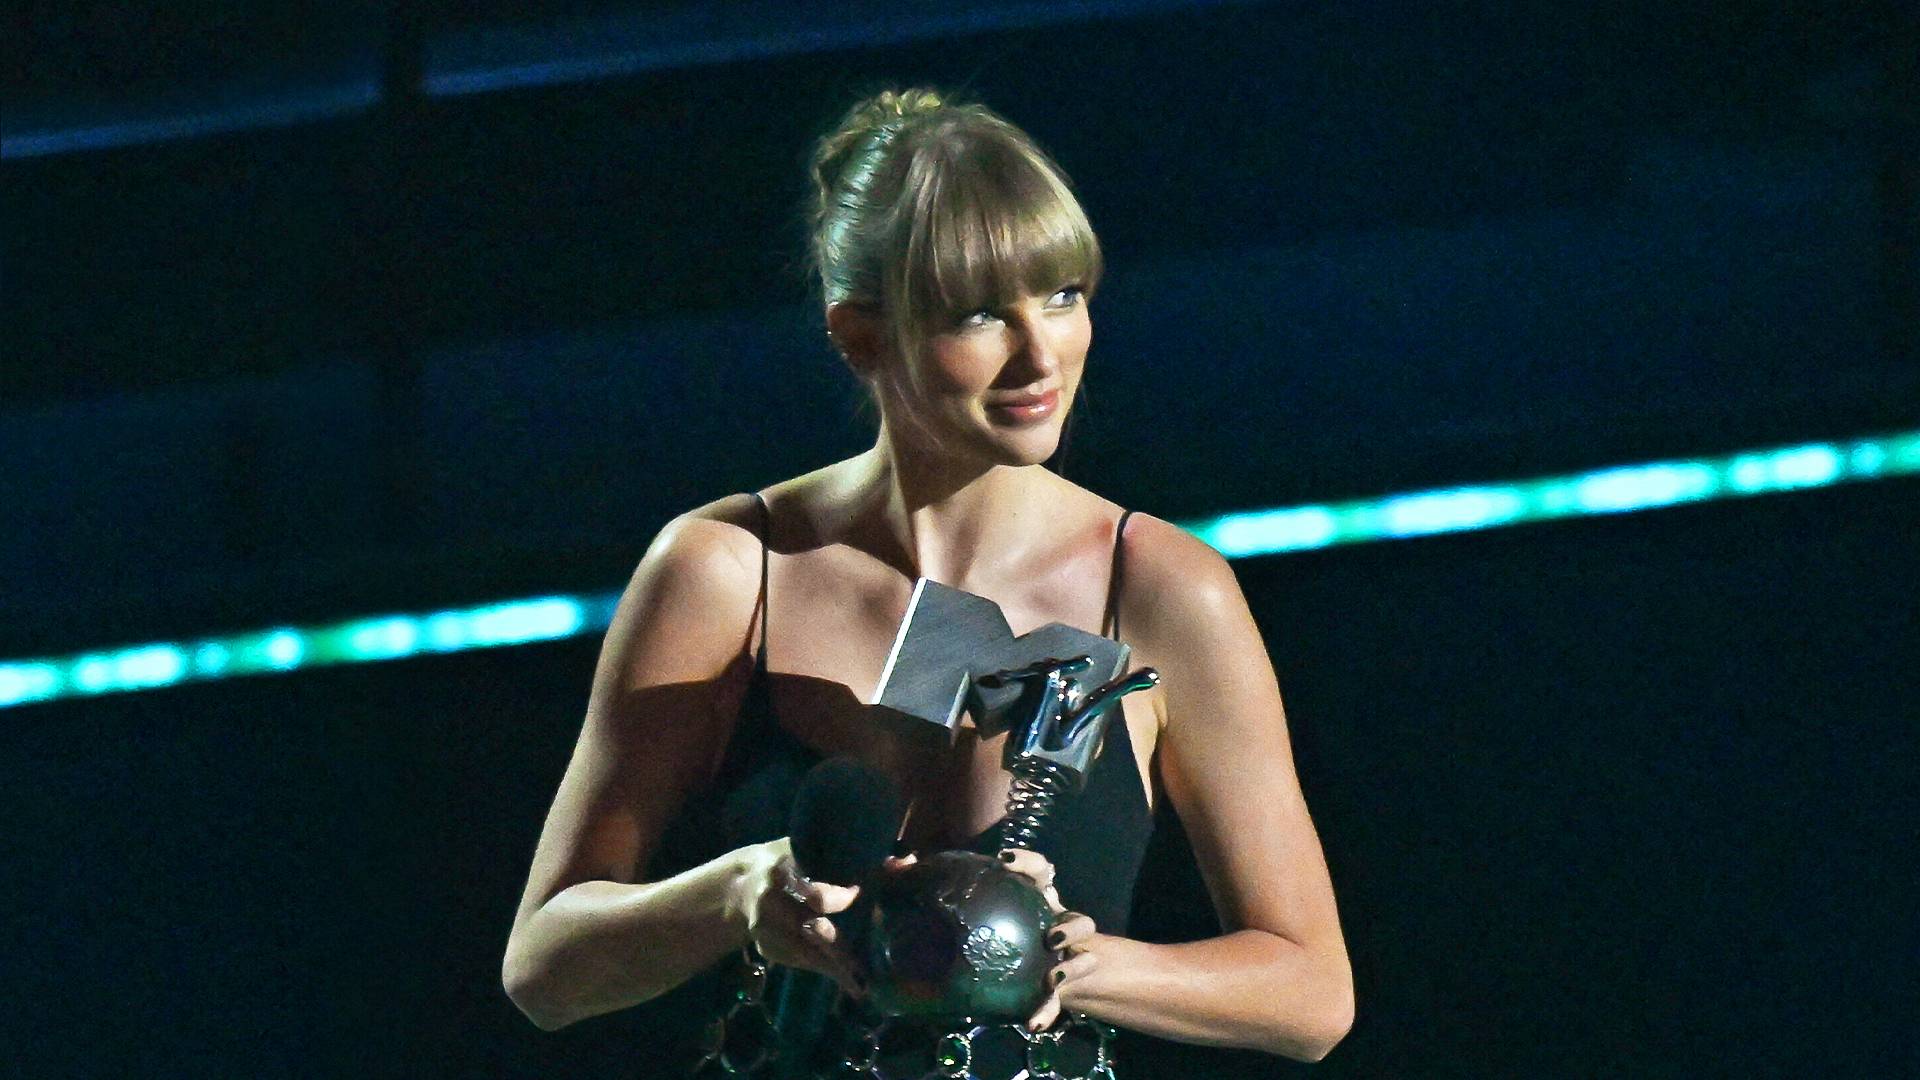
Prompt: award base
<box><xmin>861</xmin><ymin>851</ymin><xmax>1056</xmax><ymax>1023</ymax></box>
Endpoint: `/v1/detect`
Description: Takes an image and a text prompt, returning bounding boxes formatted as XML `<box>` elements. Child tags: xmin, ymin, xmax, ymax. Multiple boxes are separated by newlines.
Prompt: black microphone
<box><xmin>773</xmin><ymin>757</ymin><xmax>904</xmax><ymax>1065</ymax></box>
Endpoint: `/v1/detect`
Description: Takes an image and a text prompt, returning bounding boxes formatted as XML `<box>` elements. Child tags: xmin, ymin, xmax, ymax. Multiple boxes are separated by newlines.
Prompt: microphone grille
<box><xmin>788</xmin><ymin>756</ymin><xmax>904</xmax><ymax>885</ymax></box>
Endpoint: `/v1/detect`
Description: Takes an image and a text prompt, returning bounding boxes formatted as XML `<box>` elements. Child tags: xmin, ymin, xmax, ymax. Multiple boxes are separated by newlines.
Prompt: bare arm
<box><xmin>502</xmin><ymin>506</ymin><xmax>770</xmax><ymax>1030</ymax></box>
<box><xmin>1061</xmin><ymin>517</ymin><xmax>1354</xmax><ymax>1060</ymax></box>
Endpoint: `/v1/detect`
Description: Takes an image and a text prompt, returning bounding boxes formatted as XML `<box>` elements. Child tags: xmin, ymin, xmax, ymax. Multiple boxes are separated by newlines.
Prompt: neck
<box><xmin>846</xmin><ymin>422</ymin><xmax>1057</xmax><ymax>586</ymax></box>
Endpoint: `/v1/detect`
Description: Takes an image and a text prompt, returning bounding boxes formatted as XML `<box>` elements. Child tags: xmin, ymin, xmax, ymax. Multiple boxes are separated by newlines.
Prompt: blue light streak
<box><xmin>4</xmin><ymin>428</ymin><xmax>1915</xmax><ymax>708</ymax></box>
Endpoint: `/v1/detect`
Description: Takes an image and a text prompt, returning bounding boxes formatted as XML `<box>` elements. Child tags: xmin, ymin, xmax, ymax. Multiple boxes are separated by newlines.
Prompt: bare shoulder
<box><xmin>598</xmin><ymin>493</ymin><xmax>770</xmax><ymax>690</ymax></box>
<box><xmin>1114</xmin><ymin>511</ymin><xmax>1247</xmax><ymax>641</ymax></box>
<box><xmin>635</xmin><ymin>492</ymin><xmax>764</xmax><ymax>592</ymax></box>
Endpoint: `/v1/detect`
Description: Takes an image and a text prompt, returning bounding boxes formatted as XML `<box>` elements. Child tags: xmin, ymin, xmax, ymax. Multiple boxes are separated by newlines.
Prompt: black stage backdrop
<box><xmin>5</xmin><ymin>2</ymin><xmax>1916</xmax><ymax>1076</ymax></box>
<box><xmin>11</xmin><ymin>478</ymin><xmax>1915</xmax><ymax>1077</ymax></box>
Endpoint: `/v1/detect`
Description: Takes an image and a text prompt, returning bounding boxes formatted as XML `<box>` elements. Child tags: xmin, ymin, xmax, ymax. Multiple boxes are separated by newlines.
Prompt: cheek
<box><xmin>921</xmin><ymin>341</ymin><xmax>1001</xmax><ymax>395</ymax></box>
<box><xmin>1064</xmin><ymin>320</ymin><xmax>1093</xmax><ymax>382</ymax></box>
<box><xmin>881</xmin><ymin>348</ymin><xmax>982</xmax><ymax>434</ymax></box>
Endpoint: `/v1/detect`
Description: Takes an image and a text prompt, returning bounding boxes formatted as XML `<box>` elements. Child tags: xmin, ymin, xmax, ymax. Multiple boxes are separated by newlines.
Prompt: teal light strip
<box><xmin>1183</xmin><ymin>430</ymin><xmax>1920</xmax><ymax>557</ymax></box>
<box><xmin>4</xmin><ymin>429</ymin><xmax>1916</xmax><ymax>709</ymax></box>
<box><xmin>0</xmin><ymin>596</ymin><xmax>615</xmax><ymax>710</ymax></box>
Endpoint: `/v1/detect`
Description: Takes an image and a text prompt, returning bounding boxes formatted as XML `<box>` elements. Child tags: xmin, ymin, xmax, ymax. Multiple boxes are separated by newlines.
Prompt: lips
<box><xmin>985</xmin><ymin>388</ymin><xmax>1060</xmax><ymax>425</ymax></box>
<box><xmin>990</xmin><ymin>389</ymin><xmax>1056</xmax><ymax>408</ymax></box>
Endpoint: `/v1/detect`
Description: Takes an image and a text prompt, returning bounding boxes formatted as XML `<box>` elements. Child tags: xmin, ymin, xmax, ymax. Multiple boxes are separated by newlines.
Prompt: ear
<box><xmin>826</xmin><ymin>301</ymin><xmax>887</xmax><ymax>378</ymax></box>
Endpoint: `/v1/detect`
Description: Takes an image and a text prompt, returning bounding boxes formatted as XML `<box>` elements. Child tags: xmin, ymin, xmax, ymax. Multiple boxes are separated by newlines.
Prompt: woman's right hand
<box><xmin>734</xmin><ymin>838</ymin><xmax>866</xmax><ymax>995</ymax></box>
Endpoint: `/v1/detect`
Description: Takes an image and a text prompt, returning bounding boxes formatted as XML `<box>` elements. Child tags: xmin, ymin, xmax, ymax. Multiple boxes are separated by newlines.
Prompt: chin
<box><xmin>913</xmin><ymin>408</ymin><xmax>1066</xmax><ymax>469</ymax></box>
<box><xmin>984</xmin><ymin>425</ymin><xmax>1064</xmax><ymax>467</ymax></box>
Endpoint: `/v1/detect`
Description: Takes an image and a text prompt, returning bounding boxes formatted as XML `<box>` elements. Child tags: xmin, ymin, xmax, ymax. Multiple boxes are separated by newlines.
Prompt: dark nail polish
<box><xmin>999</xmin><ymin>850</ymin><xmax>1016</xmax><ymax>863</ymax></box>
<box><xmin>1051</xmin><ymin>969</ymin><xmax>1066</xmax><ymax>986</ymax></box>
<box><xmin>1047</xmin><ymin>932</ymin><xmax>1065</xmax><ymax>948</ymax></box>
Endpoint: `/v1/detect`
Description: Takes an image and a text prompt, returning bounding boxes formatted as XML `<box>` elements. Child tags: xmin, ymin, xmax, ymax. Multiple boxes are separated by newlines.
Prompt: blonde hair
<box><xmin>808</xmin><ymin>88</ymin><xmax>1104</xmax><ymax>365</ymax></box>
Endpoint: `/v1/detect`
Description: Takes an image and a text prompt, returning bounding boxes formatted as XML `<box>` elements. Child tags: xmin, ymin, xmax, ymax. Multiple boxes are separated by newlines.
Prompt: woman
<box><xmin>502</xmin><ymin>89</ymin><xmax>1353</xmax><ymax>1076</ymax></box>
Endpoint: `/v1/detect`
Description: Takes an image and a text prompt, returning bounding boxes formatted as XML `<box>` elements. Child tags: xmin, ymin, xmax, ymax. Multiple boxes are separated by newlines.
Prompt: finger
<box><xmin>997</xmin><ymin>848</ymin><xmax>1057</xmax><ymax>891</ymax></box>
<box><xmin>782</xmin><ymin>867</ymin><xmax>861</xmax><ymax>915</ymax></box>
<box><xmin>1027</xmin><ymin>947</ymin><xmax>1100</xmax><ymax>1032</ymax></box>
<box><xmin>769</xmin><ymin>920</ymin><xmax>860</xmax><ymax>990</ymax></box>
<box><xmin>773</xmin><ymin>859</ymin><xmax>812</xmax><ymax>907</ymax></box>
<box><xmin>1049</xmin><ymin>951</ymin><xmax>1099</xmax><ymax>987</ymax></box>
<box><xmin>760</xmin><ymin>880</ymin><xmax>836</xmax><ymax>951</ymax></box>
<box><xmin>754</xmin><ymin>921</ymin><xmax>819</xmax><ymax>973</ymax></box>
<box><xmin>1042</xmin><ymin>883</ymin><xmax>1063</xmax><ymax>913</ymax></box>
<box><xmin>882</xmin><ymin>852</ymin><xmax>918</xmax><ymax>871</ymax></box>
<box><xmin>1026</xmin><ymin>988</ymin><xmax>1063</xmax><ymax>1033</ymax></box>
<box><xmin>810</xmin><ymin>881</ymin><xmax>861</xmax><ymax>914</ymax></box>
<box><xmin>1045</xmin><ymin>912</ymin><xmax>1097</xmax><ymax>953</ymax></box>
<box><xmin>801</xmin><ymin>915</ymin><xmax>839</xmax><ymax>946</ymax></box>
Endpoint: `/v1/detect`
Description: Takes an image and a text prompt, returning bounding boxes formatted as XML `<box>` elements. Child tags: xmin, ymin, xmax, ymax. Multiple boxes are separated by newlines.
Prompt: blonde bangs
<box><xmin>889</xmin><ymin>133</ymin><xmax>1102</xmax><ymax>352</ymax></box>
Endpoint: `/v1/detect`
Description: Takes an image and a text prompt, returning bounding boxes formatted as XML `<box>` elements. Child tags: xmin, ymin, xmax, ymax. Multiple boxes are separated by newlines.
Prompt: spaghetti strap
<box><xmin>1104</xmin><ymin>509</ymin><xmax>1135</xmax><ymax>641</ymax></box>
<box><xmin>746</xmin><ymin>491</ymin><xmax>771</xmax><ymax>665</ymax></box>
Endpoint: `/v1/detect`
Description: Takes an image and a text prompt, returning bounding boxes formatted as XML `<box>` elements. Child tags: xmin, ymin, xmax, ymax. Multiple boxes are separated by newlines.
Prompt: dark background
<box><xmin>5</xmin><ymin>2</ymin><xmax>1916</xmax><ymax>1076</ymax></box>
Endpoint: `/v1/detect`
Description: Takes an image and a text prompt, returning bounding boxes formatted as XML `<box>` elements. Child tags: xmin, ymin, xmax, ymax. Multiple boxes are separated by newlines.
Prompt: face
<box><xmin>882</xmin><ymin>283</ymin><xmax>1092</xmax><ymax>469</ymax></box>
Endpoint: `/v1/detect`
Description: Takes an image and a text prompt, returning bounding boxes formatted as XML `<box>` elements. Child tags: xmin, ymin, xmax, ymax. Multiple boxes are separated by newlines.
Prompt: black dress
<box><xmin>656</xmin><ymin>492</ymin><xmax>1156</xmax><ymax>1079</ymax></box>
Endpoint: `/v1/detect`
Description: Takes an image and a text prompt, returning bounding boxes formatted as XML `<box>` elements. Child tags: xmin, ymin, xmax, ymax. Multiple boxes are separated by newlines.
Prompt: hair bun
<box><xmin>810</xmin><ymin>88</ymin><xmax>950</xmax><ymax>212</ymax></box>
<box><xmin>861</xmin><ymin>87</ymin><xmax>946</xmax><ymax>123</ymax></box>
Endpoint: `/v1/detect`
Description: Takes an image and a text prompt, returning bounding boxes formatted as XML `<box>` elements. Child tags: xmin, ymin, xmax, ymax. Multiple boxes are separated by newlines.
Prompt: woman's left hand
<box><xmin>999</xmin><ymin>847</ymin><xmax>1100</xmax><ymax>1032</ymax></box>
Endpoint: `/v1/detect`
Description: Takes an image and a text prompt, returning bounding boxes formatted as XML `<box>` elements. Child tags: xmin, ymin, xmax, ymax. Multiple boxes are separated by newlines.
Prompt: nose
<box><xmin>1006</xmin><ymin>311</ymin><xmax>1062</xmax><ymax>382</ymax></box>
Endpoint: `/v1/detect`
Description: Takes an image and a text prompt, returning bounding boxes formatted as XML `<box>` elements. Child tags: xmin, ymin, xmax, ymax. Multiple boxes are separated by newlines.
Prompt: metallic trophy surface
<box><xmin>861</xmin><ymin>580</ymin><xmax>1158</xmax><ymax>1022</ymax></box>
<box><xmin>870</xmin><ymin>579</ymin><xmax>1135</xmax><ymax>739</ymax></box>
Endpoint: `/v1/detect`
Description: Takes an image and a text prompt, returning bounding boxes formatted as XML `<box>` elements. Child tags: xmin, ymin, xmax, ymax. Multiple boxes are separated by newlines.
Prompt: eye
<box><xmin>958</xmin><ymin>307</ymin><xmax>1001</xmax><ymax>329</ymax></box>
<box><xmin>1047</xmin><ymin>285</ymin><xmax>1085</xmax><ymax>308</ymax></box>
